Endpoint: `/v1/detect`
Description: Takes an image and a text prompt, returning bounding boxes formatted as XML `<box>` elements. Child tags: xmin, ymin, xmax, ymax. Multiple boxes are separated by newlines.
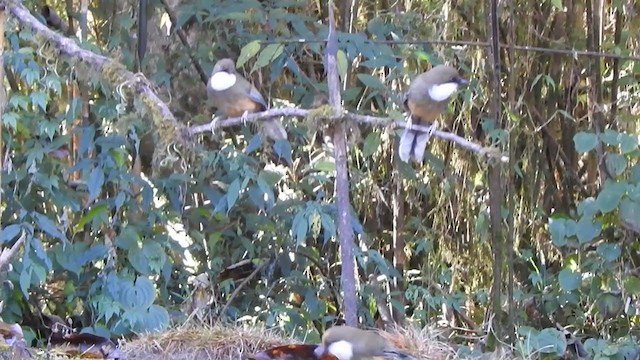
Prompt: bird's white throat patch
<box><xmin>429</xmin><ymin>82</ymin><xmax>459</xmax><ymax>101</ymax></box>
<box><xmin>209</xmin><ymin>72</ymin><xmax>236</xmax><ymax>91</ymax></box>
<box><xmin>327</xmin><ymin>340</ymin><xmax>353</xmax><ymax>360</ymax></box>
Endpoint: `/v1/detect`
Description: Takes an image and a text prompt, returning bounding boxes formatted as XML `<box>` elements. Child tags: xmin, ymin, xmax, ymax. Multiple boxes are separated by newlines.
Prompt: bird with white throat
<box><xmin>313</xmin><ymin>325</ymin><xmax>416</xmax><ymax>360</ymax></box>
<box><xmin>399</xmin><ymin>64</ymin><xmax>468</xmax><ymax>163</ymax></box>
<box><xmin>207</xmin><ymin>58</ymin><xmax>287</xmax><ymax>141</ymax></box>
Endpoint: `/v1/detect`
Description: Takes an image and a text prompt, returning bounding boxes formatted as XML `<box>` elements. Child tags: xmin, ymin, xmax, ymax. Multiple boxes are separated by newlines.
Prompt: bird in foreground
<box><xmin>313</xmin><ymin>325</ymin><xmax>417</xmax><ymax>360</ymax></box>
<box><xmin>249</xmin><ymin>344</ymin><xmax>338</xmax><ymax>360</ymax></box>
<box><xmin>207</xmin><ymin>58</ymin><xmax>287</xmax><ymax>141</ymax></box>
<box><xmin>399</xmin><ymin>64</ymin><xmax>468</xmax><ymax>163</ymax></box>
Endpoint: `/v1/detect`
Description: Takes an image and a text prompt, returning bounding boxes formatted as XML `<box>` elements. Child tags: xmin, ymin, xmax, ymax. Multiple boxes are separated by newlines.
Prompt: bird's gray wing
<box><xmin>247</xmin><ymin>85</ymin><xmax>268</xmax><ymax>110</ymax></box>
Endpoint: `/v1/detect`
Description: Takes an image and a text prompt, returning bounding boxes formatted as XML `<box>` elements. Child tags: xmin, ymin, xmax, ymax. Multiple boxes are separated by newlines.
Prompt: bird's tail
<box><xmin>398</xmin><ymin>125</ymin><xmax>416</xmax><ymax>163</ymax></box>
<box><xmin>383</xmin><ymin>349</ymin><xmax>418</xmax><ymax>360</ymax></box>
<box><xmin>260</xmin><ymin>120</ymin><xmax>288</xmax><ymax>141</ymax></box>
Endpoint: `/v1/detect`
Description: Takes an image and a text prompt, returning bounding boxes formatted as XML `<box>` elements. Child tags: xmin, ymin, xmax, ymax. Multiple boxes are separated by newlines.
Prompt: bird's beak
<box><xmin>457</xmin><ymin>78</ymin><xmax>469</xmax><ymax>86</ymax></box>
<box><xmin>314</xmin><ymin>345</ymin><xmax>325</xmax><ymax>357</ymax></box>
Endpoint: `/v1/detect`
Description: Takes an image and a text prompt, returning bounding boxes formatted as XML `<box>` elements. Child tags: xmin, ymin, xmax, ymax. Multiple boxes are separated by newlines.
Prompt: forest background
<box><xmin>1</xmin><ymin>0</ymin><xmax>639</xmax><ymax>358</ymax></box>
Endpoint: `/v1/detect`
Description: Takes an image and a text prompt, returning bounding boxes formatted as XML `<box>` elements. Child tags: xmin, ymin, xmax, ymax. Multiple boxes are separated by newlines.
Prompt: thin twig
<box><xmin>217</xmin><ymin>262</ymin><xmax>264</xmax><ymax>320</ymax></box>
<box><xmin>259</xmin><ymin>38</ymin><xmax>640</xmax><ymax>62</ymax></box>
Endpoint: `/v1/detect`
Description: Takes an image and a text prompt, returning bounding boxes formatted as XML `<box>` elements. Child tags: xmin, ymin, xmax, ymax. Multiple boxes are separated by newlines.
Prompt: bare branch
<box><xmin>188</xmin><ymin>108</ymin><xmax>507</xmax><ymax>162</ymax></box>
<box><xmin>5</xmin><ymin>1</ymin><xmax>185</xmax><ymax>136</ymax></box>
<box><xmin>0</xmin><ymin>230</ymin><xmax>27</xmax><ymax>273</ymax></box>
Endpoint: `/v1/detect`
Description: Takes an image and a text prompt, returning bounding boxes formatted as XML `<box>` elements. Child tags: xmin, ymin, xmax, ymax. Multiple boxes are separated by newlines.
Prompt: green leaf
<box><xmin>337</xmin><ymin>50</ymin><xmax>348</xmax><ymax>81</ymax></box>
<box><xmin>576</xmin><ymin>216</ymin><xmax>601</xmax><ymax>244</ymax></box>
<box><xmin>226</xmin><ymin>178</ymin><xmax>242</xmax><ymax>212</ymax></box>
<box><xmin>573</xmin><ymin>132</ymin><xmax>598</xmax><ymax>153</ymax></box>
<box><xmin>87</xmin><ymin>168</ymin><xmax>105</xmax><ymax>203</ymax></box>
<box><xmin>255</xmin><ymin>43</ymin><xmax>284</xmax><ymax>69</ymax></box>
<box><xmin>20</xmin><ymin>268</ymin><xmax>32</xmax><ymax>298</ymax></box>
<box><xmin>137</xmin><ymin>305</ymin><xmax>169</xmax><ymax>332</ymax></box>
<box><xmin>34</xmin><ymin>212</ymin><xmax>68</xmax><ymax>243</ymax></box>
<box><xmin>128</xmin><ymin>241</ymin><xmax>166</xmax><ymax>275</ymax></box>
<box><xmin>119</xmin><ymin>276</ymin><xmax>155</xmax><ymax>310</ymax></box>
<box><xmin>0</xmin><ymin>224</ymin><xmax>22</xmax><ymax>244</ymax></box>
<box><xmin>314</xmin><ymin>160</ymin><xmax>336</xmax><ymax>173</ymax></box>
<box><xmin>2</xmin><ymin>112</ymin><xmax>19</xmax><ymax>129</ymax></box>
<box><xmin>30</xmin><ymin>91</ymin><xmax>48</xmax><ymax>111</ymax></box>
<box><xmin>74</xmin><ymin>204</ymin><xmax>109</xmax><ymax>233</ymax></box>
<box><xmin>549</xmin><ymin>218</ymin><xmax>568</xmax><ymax>247</ymax></box>
<box><xmin>356</xmin><ymin>74</ymin><xmax>384</xmax><ymax>89</ymax></box>
<box><xmin>273</xmin><ymin>139</ymin><xmax>292</xmax><ymax>165</ymax></box>
<box><xmin>362</xmin><ymin>132</ymin><xmax>381</xmax><ymax>157</ymax></box>
<box><xmin>558</xmin><ymin>269</ymin><xmax>581</xmax><ymax>292</ymax></box>
<box><xmin>533</xmin><ymin>328</ymin><xmax>567</xmax><ymax>355</ymax></box>
<box><xmin>236</xmin><ymin>40</ymin><xmax>261</xmax><ymax>68</ymax></box>
<box><xmin>596</xmin><ymin>243</ymin><xmax>620</xmax><ymax>263</ymax></box>
<box><xmin>620</xmin><ymin>198</ymin><xmax>640</xmax><ymax>231</ymax></box>
<box><xmin>601</xmin><ymin>129</ymin><xmax>621</xmax><ymax>146</ymax></box>
<box><xmin>619</xmin><ymin>133</ymin><xmax>638</xmax><ymax>154</ymax></box>
<box><xmin>605</xmin><ymin>154</ymin><xmax>627</xmax><ymax>177</ymax></box>
<box><xmin>624</xmin><ymin>277</ymin><xmax>640</xmax><ymax>295</ymax></box>
<box><xmin>596</xmin><ymin>181</ymin><xmax>627</xmax><ymax>213</ymax></box>
<box><xmin>292</xmin><ymin>210</ymin><xmax>308</xmax><ymax>245</ymax></box>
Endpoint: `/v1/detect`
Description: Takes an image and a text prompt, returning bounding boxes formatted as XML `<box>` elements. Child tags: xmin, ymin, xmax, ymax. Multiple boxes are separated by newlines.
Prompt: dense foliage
<box><xmin>1</xmin><ymin>0</ymin><xmax>639</xmax><ymax>358</ymax></box>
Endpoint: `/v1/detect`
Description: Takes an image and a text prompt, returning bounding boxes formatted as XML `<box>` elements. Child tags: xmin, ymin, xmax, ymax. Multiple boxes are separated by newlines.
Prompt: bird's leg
<box><xmin>241</xmin><ymin>110</ymin><xmax>250</xmax><ymax>126</ymax></box>
<box><xmin>209</xmin><ymin>115</ymin><xmax>220</xmax><ymax>135</ymax></box>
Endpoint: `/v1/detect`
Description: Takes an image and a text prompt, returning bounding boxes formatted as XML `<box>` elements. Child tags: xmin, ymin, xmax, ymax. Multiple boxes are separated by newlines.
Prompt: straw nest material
<box><xmin>119</xmin><ymin>323</ymin><xmax>461</xmax><ymax>360</ymax></box>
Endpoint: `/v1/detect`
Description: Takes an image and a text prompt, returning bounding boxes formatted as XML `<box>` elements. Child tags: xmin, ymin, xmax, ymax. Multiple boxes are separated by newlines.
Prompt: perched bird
<box><xmin>207</xmin><ymin>58</ymin><xmax>287</xmax><ymax>141</ymax></box>
<box><xmin>313</xmin><ymin>326</ymin><xmax>416</xmax><ymax>360</ymax></box>
<box><xmin>399</xmin><ymin>64</ymin><xmax>468</xmax><ymax>162</ymax></box>
<box><xmin>249</xmin><ymin>344</ymin><xmax>338</xmax><ymax>360</ymax></box>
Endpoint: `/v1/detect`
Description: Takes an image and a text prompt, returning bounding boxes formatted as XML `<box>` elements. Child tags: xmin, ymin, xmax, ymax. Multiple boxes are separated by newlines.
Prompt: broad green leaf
<box><xmin>273</xmin><ymin>139</ymin><xmax>292</xmax><ymax>165</ymax></box>
<box><xmin>74</xmin><ymin>204</ymin><xmax>109</xmax><ymax>233</ymax></box>
<box><xmin>30</xmin><ymin>91</ymin><xmax>48</xmax><ymax>111</ymax></box>
<box><xmin>336</xmin><ymin>50</ymin><xmax>348</xmax><ymax>81</ymax></box>
<box><xmin>34</xmin><ymin>212</ymin><xmax>68</xmax><ymax>243</ymax></box>
<box><xmin>596</xmin><ymin>243</ymin><xmax>620</xmax><ymax>263</ymax></box>
<box><xmin>601</xmin><ymin>129</ymin><xmax>621</xmax><ymax>145</ymax></box>
<box><xmin>576</xmin><ymin>216</ymin><xmax>601</xmax><ymax>244</ymax></box>
<box><xmin>362</xmin><ymin>132</ymin><xmax>381</xmax><ymax>157</ymax></box>
<box><xmin>356</xmin><ymin>74</ymin><xmax>384</xmax><ymax>89</ymax></box>
<box><xmin>255</xmin><ymin>43</ymin><xmax>284</xmax><ymax>69</ymax></box>
<box><xmin>619</xmin><ymin>133</ymin><xmax>638</xmax><ymax>154</ymax></box>
<box><xmin>624</xmin><ymin>277</ymin><xmax>640</xmax><ymax>295</ymax></box>
<box><xmin>558</xmin><ymin>269</ymin><xmax>581</xmax><ymax>292</ymax></box>
<box><xmin>605</xmin><ymin>154</ymin><xmax>627</xmax><ymax>176</ymax></box>
<box><xmin>549</xmin><ymin>218</ymin><xmax>568</xmax><ymax>247</ymax></box>
<box><xmin>87</xmin><ymin>168</ymin><xmax>105</xmax><ymax>203</ymax></box>
<box><xmin>533</xmin><ymin>328</ymin><xmax>566</xmax><ymax>355</ymax></box>
<box><xmin>620</xmin><ymin>198</ymin><xmax>640</xmax><ymax>230</ymax></box>
<box><xmin>237</xmin><ymin>40</ymin><xmax>261</xmax><ymax>68</ymax></box>
<box><xmin>573</xmin><ymin>132</ymin><xmax>598</xmax><ymax>153</ymax></box>
<box><xmin>0</xmin><ymin>224</ymin><xmax>22</xmax><ymax>244</ymax></box>
<box><xmin>226</xmin><ymin>178</ymin><xmax>242</xmax><ymax>212</ymax></box>
<box><xmin>20</xmin><ymin>268</ymin><xmax>32</xmax><ymax>298</ymax></box>
<box><xmin>314</xmin><ymin>160</ymin><xmax>336</xmax><ymax>173</ymax></box>
<box><xmin>292</xmin><ymin>210</ymin><xmax>308</xmax><ymax>245</ymax></box>
<box><xmin>596</xmin><ymin>181</ymin><xmax>627</xmax><ymax>213</ymax></box>
<box><xmin>577</xmin><ymin>197</ymin><xmax>598</xmax><ymax>218</ymax></box>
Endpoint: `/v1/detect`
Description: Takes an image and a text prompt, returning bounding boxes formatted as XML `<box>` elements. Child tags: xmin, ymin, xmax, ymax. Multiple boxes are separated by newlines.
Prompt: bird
<box><xmin>313</xmin><ymin>325</ymin><xmax>416</xmax><ymax>360</ymax></box>
<box><xmin>399</xmin><ymin>64</ymin><xmax>468</xmax><ymax>163</ymax></box>
<box><xmin>207</xmin><ymin>58</ymin><xmax>287</xmax><ymax>141</ymax></box>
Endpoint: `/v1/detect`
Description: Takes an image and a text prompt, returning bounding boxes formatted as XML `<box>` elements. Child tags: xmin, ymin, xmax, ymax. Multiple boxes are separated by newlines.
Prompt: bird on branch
<box><xmin>399</xmin><ymin>65</ymin><xmax>468</xmax><ymax>163</ymax></box>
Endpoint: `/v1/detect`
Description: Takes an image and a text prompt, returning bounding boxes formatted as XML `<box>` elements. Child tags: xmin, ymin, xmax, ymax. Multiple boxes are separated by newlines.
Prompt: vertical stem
<box><xmin>326</xmin><ymin>0</ymin><xmax>357</xmax><ymax>326</ymax></box>
<box><xmin>487</xmin><ymin>0</ymin><xmax>505</xmax><ymax>340</ymax></box>
<box><xmin>0</xmin><ymin>4</ymin><xmax>5</xmax><ymax>221</ymax></box>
